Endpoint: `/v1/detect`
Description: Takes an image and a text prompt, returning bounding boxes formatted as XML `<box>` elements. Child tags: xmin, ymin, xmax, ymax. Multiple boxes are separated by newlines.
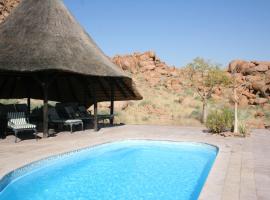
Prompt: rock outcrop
<box><xmin>0</xmin><ymin>0</ymin><xmax>20</xmax><ymax>24</ymax></box>
<box><xmin>228</xmin><ymin>60</ymin><xmax>270</xmax><ymax>105</ymax></box>
<box><xmin>112</xmin><ymin>51</ymin><xmax>183</xmax><ymax>91</ymax></box>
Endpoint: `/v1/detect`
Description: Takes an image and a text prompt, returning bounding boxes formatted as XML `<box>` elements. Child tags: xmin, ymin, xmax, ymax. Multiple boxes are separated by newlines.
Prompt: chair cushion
<box><xmin>7</xmin><ymin>112</ymin><xmax>36</xmax><ymax>130</ymax></box>
<box><xmin>65</xmin><ymin>119</ymin><xmax>83</xmax><ymax>125</ymax></box>
<box><xmin>10</xmin><ymin>123</ymin><xmax>36</xmax><ymax>130</ymax></box>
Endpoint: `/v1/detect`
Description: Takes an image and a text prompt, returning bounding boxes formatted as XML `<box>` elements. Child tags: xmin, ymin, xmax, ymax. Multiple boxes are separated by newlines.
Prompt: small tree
<box><xmin>230</xmin><ymin>69</ymin><xmax>248</xmax><ymax>133</ymax></box>
<box><xmin>187</xmin><ymin>57</ymin><xmax>230</xmax><ymax>123</ymax></box>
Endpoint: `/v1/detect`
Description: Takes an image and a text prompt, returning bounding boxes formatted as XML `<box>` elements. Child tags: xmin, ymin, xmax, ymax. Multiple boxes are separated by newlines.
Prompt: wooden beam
<box><xmin>42</xmin><ymin>80</ymin><xmax>49</xmax><ymax>138</ymax></box>
<box><xmin>54</xmin><ymin>78</ymin><xmax>62</xmax><ymax>102</ymax></box>
<box><xmin>81</xmin><ymin>77</ymin><xmax>93</xmax><ymax>99</ymax></box>
<box><xmin>27</xmin><ymin>97</ymin><xmax>31</xmax><ymax>116</ymax></box>
<box><xmin>114</xmin><ymin>79</ymin><xmax>128</xmax><ymax>98</ymax></box>
<box><xmin>26</xmin><ymin>78</ymin><xmax>31</xmax><ymax>116</ymax></box>
<box><xmin>110</xmin><ymin>81</ymin><xmax>114</xmax><ymax>125</ymax></box>
<box><xmin>34</xmin><ymin>73</ymin><xmax>57</xmax><ymax>138</ymax></box>
<box><xmin>97</xmin><ymin>78</ymin><xmax>110</xmax><ymax>99</ymax></box>
<box><xmin>67</xmin><ymin>76</ymin><xmax>80</xmax><ymax>103</ymax></box>
<box><xmin>119</xmin><ymin>79</ymin><xmax>136</xmax><ymax>97</ymax></box>
<box><xmin>93</xmin><ymin>93</ymin><xmax>98</xmax><ymax>131</ymax></box>
<box><xmin>9</xmin><ymin>77</ymin><xmax>17</xmax><ymax>98</ymax></box>
<box><xmin>0</xmin><ymin>77</ymin><xmax>9</xmax><ymax>97</ymax></box>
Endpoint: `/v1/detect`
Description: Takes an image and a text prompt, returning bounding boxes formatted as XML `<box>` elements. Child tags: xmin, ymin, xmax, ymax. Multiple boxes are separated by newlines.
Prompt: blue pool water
<box><xmin>0</xmin><ymin>141</ymin><xmax>217</xmax><ymax>200</ymax></box>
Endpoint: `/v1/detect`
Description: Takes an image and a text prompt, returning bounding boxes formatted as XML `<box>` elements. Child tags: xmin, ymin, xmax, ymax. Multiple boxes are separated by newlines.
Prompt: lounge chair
<box><xmin>78</xmin><ymin>106</ymin><xmax>93</xmax><ymax>120</ymax></box>
<box><xmin>48</xmin><ymin>107</ymin><xmax>83</xmax><ymax>133</ymax></box>
<box><xmin>98</xmin><ymin>114</ymin><xmax>114</xmax><ymax>123</ymax></box>
<box><xmin>7</xmin><ymin>112</ymin><xmax>37</xmax><ymax>143</ymax></box>
<box><xmin>65</xmin><ymin>106</ymin><xmax>79</xmax><ymax>119</ymax></box>
<box><xmin>77</xmin><ymin>105</ymin><xmax>114</xmax><ymax>125</ymax></box>
<box><xmin>15</xmin><ymin>104</ymin><xmax>28</xmax><ymax>113</ymax></box>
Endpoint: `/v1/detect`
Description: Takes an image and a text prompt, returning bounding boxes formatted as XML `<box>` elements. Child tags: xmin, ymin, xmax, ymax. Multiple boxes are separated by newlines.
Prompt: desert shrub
<box><xmin>206</xmin><ymin>108</ymin><xmax>233</xmax><ymax>133</ymax></box>
<box><xmin>238</xmin><ymin>108</ymin><xmax>251</xmax><ymax>120</ymax></box>
<box><xmin>113</xmin><ymin>111</ymin><xmax>120</xmax><ymax>117</ymax></box>
<box><xmin>208</xmin><ymin>98</ymin><xmax>215</xmax><ymax>106</ymax></box>
<box><xmin>99</xmin><ymin>110</ymin><xmax>110</xmax><ymax>115</ymax></box>
<box><xmin>194</xmin><ymin>96</ymin><xmax>200</xmax><ymax>101</ymax></box>
<box><xmin>184</xmin><ymin>88</ymin><xmax>194</xmax><ymax>96</ymax></box>
<box><xmin>195</xmin><ymin>105</ymin><xmax>201</xmax><ymax>110</ymax></box>
<box><xmin>138</xmin><ymin>100</ymin><xmax>151</xmax><ymax>107</ymax></box>
<box><xmin>265</xmin><ymin>111</ymin><xmax>270</xmax><ymax>119</ymax></box>
<box><xmin>174</xmin><ymin>97</ymin><xmax>184</xmax><ymax>104</ymax></box>
<box><xmin>142</xmin><ymin>116</ymin><xmax>149</xmax><ymax>121</ymax></box>
<box><xmin>238</xmin><ymin>122</ymin><xmax>249</xmax><ymax>136</ymax></box>
<box><xmin>189</xmin><ymin>109</ymin><xmax>201</xmax><ymax>120</ymax></box>
<box><xmin>164</xmin><ymin>103</ymin><xmax>170</xmax><ymax>108</ymax></box>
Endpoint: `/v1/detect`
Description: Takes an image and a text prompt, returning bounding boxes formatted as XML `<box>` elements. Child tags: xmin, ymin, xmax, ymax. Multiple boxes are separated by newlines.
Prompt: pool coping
<box><xmin>0</xmin><ymin>138</ymin><xmax>227</xmax><ymax>199</ymax></box>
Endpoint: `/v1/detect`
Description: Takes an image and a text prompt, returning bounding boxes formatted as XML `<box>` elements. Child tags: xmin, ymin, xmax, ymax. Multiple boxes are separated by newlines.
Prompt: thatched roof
<box><xmin>0</xmin><ymin>0</ymin><xmax>142</xmax><ymax>104</ymax></box>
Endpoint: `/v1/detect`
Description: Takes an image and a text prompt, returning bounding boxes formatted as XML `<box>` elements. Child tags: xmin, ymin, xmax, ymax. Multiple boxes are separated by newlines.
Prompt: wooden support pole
<box><xmin>33</xmin><ymin>73</ymin><xmax>57</xmax><ymax>138</ymax></box>
<box><xmin>94</xmin><ymin>98</ymin><xmax>98</xmax><ymax>131</ymax></box>
<box><xmin>110</xmin><ymin>81</ymin><xmax>114</xmax><ymax>125</ymax></box>
<box><xmin>42</xmin><ymin>82</ymin><xmax>49</xmax><ymax>138</ymax></box>
<box><xmin>27</xmin><ymin>97</ymin><xmax>31</xmax><ymax>116</ymax></box>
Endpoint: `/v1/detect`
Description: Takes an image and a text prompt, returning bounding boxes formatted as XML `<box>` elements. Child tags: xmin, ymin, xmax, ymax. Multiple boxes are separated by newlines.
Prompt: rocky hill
<box><xmin>110</xmin><ymin>53</ymin><xmax>270</xmax><ymax>128</ymax></box>
<box><xmin>1</xmin><ymin>0</ymin><xmax>269</xmax><ymax>128</ymax></box>
<box><xmin>0</xmin><ymin>0</ymin><xmax>20</xmax><ymax>23</ymax></box>
<box><xmin>228</xmin><ymin>60</ymin><xmax>270</xmax><ymax>106</ymax></box>
<box><xmin>112</xmin><ymin>51</ymin><xmax>184</xmax><ymax>92</ymax></box>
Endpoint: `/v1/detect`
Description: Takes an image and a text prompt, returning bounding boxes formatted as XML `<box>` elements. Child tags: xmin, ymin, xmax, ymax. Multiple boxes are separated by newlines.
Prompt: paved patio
<box><xmin>0</xmin><ymin>125</ymin><xmax>269</xmax><ymax>200</ymax></box>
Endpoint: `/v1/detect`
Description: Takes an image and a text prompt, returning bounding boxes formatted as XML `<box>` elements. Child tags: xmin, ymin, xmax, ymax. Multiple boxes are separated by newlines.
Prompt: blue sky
<box><xmin>64</xmin><ymin>0</ymin><xmax>270</xmax><ymax>67</ymax></box>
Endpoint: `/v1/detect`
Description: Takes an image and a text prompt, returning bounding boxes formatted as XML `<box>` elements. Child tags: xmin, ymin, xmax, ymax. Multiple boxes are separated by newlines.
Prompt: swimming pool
<box><xmin>0</xmin><ymin>140</ymin><xmax>217</xmax><ymax>200</ymax></box>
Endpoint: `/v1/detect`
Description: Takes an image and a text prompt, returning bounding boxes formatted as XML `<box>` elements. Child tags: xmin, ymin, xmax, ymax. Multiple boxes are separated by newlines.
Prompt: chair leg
<box><xmin>70</xmin><ymin>124</ymin><xmax>73</xmax><ymax>133</ymax></box>
<box><xmin>14</xmin><ymin>130</ymin><xmax>17</xmax><ymax>143</ymax></box>
<box><xmin>81</xmin><ymin>123</ymin><xmax>84</xmax><ymax>131</ymax></box>
<box><xmin>34</xmin><ymin>129</ymin><xmax>38</xmax><ymax>141</ymax></box>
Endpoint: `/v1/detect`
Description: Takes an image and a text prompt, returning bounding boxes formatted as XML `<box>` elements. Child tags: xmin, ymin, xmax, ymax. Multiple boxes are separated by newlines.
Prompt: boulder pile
<box><xmin>0</xmin><ymin>0</ymin><xmax>20</xmax><ymax>24</ymax></box>
<box><xmin>112</xmin><ymin>51</ymin><xmax>183</xmax><ymax>91</ymax></box>
<box><xmin>228</xmin><ymin>60</ymin><xmax>270</xmax><ymax>105</ymax></box>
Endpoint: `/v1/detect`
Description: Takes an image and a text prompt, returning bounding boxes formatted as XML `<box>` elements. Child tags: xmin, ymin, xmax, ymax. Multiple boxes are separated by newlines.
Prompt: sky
<box><xmin>63</xmin><ymin>0</ymin><xmax>270</xmax><ymax>67</ymax></box>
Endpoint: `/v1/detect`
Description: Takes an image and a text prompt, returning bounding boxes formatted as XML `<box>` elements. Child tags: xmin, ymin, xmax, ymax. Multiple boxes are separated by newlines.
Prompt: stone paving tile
<box><xmin>251</xmin><ymin>129</ymin><xmax>270</xmax><ymax>200</ymax></box>
<box><xmin>257</xmin><ymin>189</ymin><xmax>270</xmax><ymax>200</ymax></box>
<box><xmin>222</xmin><ymin>153</ymin><xmax>241</xmax><ymax>200</ymax></box>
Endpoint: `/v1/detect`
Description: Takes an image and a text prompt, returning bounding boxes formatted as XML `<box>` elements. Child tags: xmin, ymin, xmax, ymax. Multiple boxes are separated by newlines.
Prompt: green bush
<box><xmin>184</xmin><ymin>88</ymin><xmax>194</xmax><ymax>96</ymax></box>
<box><xmin>142</xmin><ymin>116</ymin><xmax>149</xmax><ymax>121</ymax></box>
<box><xmin>238</xmin><ymin>123</ymin><xmax>249</xmax><ymax>136</ymax></box>
<box><xmin>189</xmin><ymin>109</ymin><xmax>201</xmax><ymax>121</ymax></box>
<box><xmin>265</xmin><ymin>111</ymin><xmax>270</xmax><ymax>119</ymax></box>
<box><xmin>206</xmin><ymin>108</ymin><xmax>233</xmax><ymax>133</ymax></box>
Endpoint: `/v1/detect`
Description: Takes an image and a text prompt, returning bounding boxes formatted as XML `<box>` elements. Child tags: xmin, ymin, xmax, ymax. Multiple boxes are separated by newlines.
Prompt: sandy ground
<box><xmin>0</xmin><ymin>125</ymin><xmax>269</xmax><ymax>200</ymax></box>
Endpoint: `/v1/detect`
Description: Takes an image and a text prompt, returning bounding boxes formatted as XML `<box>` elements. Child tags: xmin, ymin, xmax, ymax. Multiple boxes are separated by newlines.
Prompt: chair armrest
<box><xmin>8</xmin><ymin>120</ymin><xmax>15</xmax><ymax>126</ymax></box>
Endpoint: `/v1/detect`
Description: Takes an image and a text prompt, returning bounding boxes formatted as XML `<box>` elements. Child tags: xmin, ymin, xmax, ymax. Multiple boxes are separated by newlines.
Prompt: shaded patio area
<box><xmin>0</xmin><ymin>0</ymin><xmax>142</xmax><ymax>138</ymax></box>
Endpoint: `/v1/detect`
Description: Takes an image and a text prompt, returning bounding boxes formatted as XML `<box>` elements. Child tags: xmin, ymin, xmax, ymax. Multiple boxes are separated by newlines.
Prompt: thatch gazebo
<box><xmin>0</xmin><ymin>0</ymin><xmax>142</xmax><ymax>137</ymax></box>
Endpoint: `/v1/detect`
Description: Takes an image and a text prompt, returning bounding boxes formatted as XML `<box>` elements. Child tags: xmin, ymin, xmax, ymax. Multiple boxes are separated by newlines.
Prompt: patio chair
<box><xmin>77</xmin><ymin>106</ymin><xmax>94</xmax><ymax>120</ymax></box>
<box><xmin>15</xmin><ymin>104</ymin><xmax>28</xmax><ymax>113</ymax></box>
<box><xmin>98</xmin><ymin>114</ymin><xmax>114</xmax><ymax>123</ymax></box>
<box><xmin>65</xmin><ymin>105</ymin><xmax>93</xmax><ymax>120</ymax></box>
<box><xmin>7</xmin><ymin>112</ymin><xmax>37</xmax><ymax>143</ymax></box>
<box><xmin>48</xmin><ymin>107</ymin><xmax>83</xmax><ymax>133</ymax></box>
<box><xmin>77</xmin><ymin>105</ymin><xmax>114</xmax><ymax>125</ymax></box>
<box><xmin>65</xmin><ymin>106</ymin><xmax>79</xmax><ymax>119</ymax></box>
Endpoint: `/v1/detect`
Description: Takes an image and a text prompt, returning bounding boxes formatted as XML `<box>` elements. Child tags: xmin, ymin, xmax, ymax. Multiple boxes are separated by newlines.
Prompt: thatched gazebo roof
<box><xmin>0</xmin><ymin>0</ymin><xmax>142</xmax><ymax>105</ymax></box>
<box><xmin>0</xmin><ymin>0</ymin><xmax>142</xmax><ymax>136</ymax></box>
